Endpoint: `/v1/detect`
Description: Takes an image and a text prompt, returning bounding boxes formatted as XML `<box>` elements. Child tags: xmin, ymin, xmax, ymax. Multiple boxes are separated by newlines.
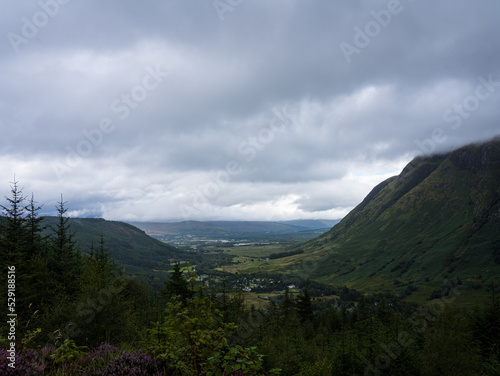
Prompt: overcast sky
<box><xmin>1</xmin><ymin>1</ymin><xmax>499</xmax><ymax>222</ymax></box>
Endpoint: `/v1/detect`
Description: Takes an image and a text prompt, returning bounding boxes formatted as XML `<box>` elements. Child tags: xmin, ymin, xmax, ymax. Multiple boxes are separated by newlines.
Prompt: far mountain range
<box><xmin>129</xmin><ymin>219</ymin><xmax>340</xmax><ymax>241</ymax></box>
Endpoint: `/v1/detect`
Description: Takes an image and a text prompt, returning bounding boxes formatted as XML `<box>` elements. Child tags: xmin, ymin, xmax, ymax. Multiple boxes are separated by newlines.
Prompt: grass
<box><xmin>224</xmin><ymin>244</ymin><xmax>289</xmax><ymax>258</ymax></box>
<box><xmin>228</xmin><ymin>292</ymin><xmax>340</xmax><ymax>309</ymax></box>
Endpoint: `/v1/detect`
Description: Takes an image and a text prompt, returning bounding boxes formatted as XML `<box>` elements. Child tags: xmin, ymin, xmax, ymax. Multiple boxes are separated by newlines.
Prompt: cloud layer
<box><xmin>1</xmin><ymin>0</ymin><xmax>499</xmax><ymax>221</ymax></box>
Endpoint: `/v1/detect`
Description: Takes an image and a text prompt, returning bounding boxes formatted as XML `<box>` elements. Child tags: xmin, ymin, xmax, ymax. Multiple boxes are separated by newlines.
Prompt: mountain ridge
<box><xmin>129</xmin><ymin>219</ymin><xmax>340</xmax><ymax>238</ymax></box>
<box><xmin>38</xmin><ymin>217</ymin><xmax>196</xmax><ymax>277</ymax></box>
<box><xmin>265</xmin><ymin>139</ymin><xmax>500</xmax><ymax>297</ymax></box>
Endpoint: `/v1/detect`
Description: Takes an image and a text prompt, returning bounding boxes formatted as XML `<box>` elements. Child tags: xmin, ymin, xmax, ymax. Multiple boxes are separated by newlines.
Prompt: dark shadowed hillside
<box><xmin>40</xmin><ymin>217</ymin><xmax>197</xmax><ymax>276</ymax></box>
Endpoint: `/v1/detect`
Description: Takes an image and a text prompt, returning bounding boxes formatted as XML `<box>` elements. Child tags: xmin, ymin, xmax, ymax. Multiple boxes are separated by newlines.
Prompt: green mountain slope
<box><xmin>40</xmin><ymin>217</ymin><xmax>196</xmax><ymax>275</ymax></box>
<box><xmin>269</xmin><ymin>139</ymin><xmax>500</xmax><ymax>296</ymax></box>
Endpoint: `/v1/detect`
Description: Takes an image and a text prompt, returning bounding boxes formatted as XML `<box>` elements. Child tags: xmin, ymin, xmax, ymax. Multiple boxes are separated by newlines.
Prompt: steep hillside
<box><xmin>268</xmin><ymin>139</ymin><xmax>500</xmax><ymax>297</ymax></box>
<box><xmin>40</xmin><ymin>217</ymin><xmax>197</xmax><ymax>275</ymax></box>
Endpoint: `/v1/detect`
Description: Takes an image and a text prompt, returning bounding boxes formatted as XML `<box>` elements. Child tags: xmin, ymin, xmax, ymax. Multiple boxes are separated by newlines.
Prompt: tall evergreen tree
<box><xmin>281</xmin><ymin>286</ymin><xmax>295</xmax><ymax>318</ymax></box>
<box><xmin>24</xmin><ymin>193</ymin><xmax>47</xmax><ymax>257</ymax></box>
<box><xmin>421</xmin><ymin>306</ymin><xmax>482</xmax><ymax>375</ymax></box>
<box><xmin>296</xmin><ymin>289</ymin><xmax>313</xmax><ymax>323</ymax></box>
<box><xmin>0</xmin><ymin>178</ymin><xmax>27</xmax><ymax>266</ymax></box>
<box><xmin>0</xmin><ymin>179</ymin><xmax>35</xmax><ymax>319</ymax></box>
<box><xmin>75</xmin><ymin>234</ymin><xmax>133</xmax><ymax>347</ymax></box>
<box><xmin>50</xmin><ymin>195</ymin><xmax>81</xmax><ymax>297</ymax></box>
<box><xmin>23</xmin><ymin>193</ymin><xmax>51</xmax><ymax>310</ymax></box>
<box><xmin>81</xmin><ymin>233</ymin><xmax>115</xmax><ymax>294</ymax></box>
<box><xmin>352</xmin><ymin>294</ymin><xmax>370</xmax><ymax>325</ymax></box>
<box><xmin>470</xmin><ymin>285</ymin><xmax>500</xmax><ymax>363</ymax></box>
<box><xmin>164</xmin><ymin>262</ymin><xmax>193</xmax><ymax>305</ymax></box>
<box><xmin>376</xmin><ymin>296</ymin><xmax>394</xmax><ymax>327</ymax></box>
<box><xmin>96</xmin><ymin>232</ymin><xmax>114</xmax><ymax>282</ymax></box>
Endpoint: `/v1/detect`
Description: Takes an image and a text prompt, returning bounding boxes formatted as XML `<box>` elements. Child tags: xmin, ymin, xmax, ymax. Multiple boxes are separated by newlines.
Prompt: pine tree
<box><xmin>81</xmin><ymin>234</ymin><xmax>114</xmax><ymax>292</ymax></box>
<box><xmin>96</xmin><ymin>232</ymin><xmax>114</xmax><ymax>281</ymax></box>
<box><xmin>0</xmin><ymin>179</ymin><xmax>35</xmax><ymax>319</ymax></box>
<box><xmin>296</xmin><ymin>289</ymin><xmax>313</xmax><ymax>323</ymax></box>
<box><xmin>24</xmin><ymin>193</ymin><xmax>47</xmax><ymax>257</ymax></box>
<box><xmin>50</xmin><ymin>195</ymin><xmax>81</xmax><ymax>297</ymax></box>
<box><xmin>0</xmin><ymin>178</ymin><xmax>27</xmax><ymax>266</ymax></box>
<box><xmin>470</xmin><ymin>285</ymin><xmax>500</xmax><ymax>363</ymax></box>
<box><xmin>422</xmin><ymin>306</ymin><xmax>482</xmax><ymax>375</ymax></box>
<box><xmin>164</xmin><ymin>262</ymin><xmax>193</xmax><ymax>305</ymax></box>
<box><xmin>281</xmin><ymin>286</ymin><xmax>295</xmax><ymax>318</ymax></box>
<box><xmin>75</xmin><ymin>234</ymin><xmax>130</xmax><ymax>347</ymax></box>
<box><xmin>81</xmin><ymin>233</ymin><xmax>115</xmax><ymax>294</ymax></box>
<box><xmin>376</xmin><ymin>296</ymin><xmax>394</xmax><ymax>326</ymax></box>
<box><xmin>327</xmin><ymin>305</ymin><xmax>343</xmax><ymax>332</ymax></box>
<box><xmin>23</xmin><ymin>193</ymin><xmax>51</xmax><ymax>309</ymax></box>
<box><xmin>352</xmin><ymin>294</ymin><xmax>370</xmax><ymax>325</ymax></box>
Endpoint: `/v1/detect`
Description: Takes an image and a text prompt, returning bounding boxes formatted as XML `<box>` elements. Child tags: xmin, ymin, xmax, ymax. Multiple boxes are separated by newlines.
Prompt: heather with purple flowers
<box><xmin>77</xmin><ymin>344</ymin><xmax>166</xmax><ymax>375</ymax></box>
<box><xmin>77</xmin><ymin>343</ymin><xmax>120</xmax><ymax>375</ymax></box>
<box><xmin>0</xmin><ymin>348</ymin><xmax>16</xmax><ymax>376</ymax></box>
<box><xmin>1</xmin><ymin>344</ymin><xmax>169</xmax><ymax>376</ymax></box>
<box><xmin>80</xmin><ymin>347</ymin><xmax>169</xmax><ymax>376</ymax></box>
<box><xmin>0</xmin><ymin>347</ymin><xmax>55</xmax><ymax>376</ymax></box>
<box><xmin>85</xmin><ymin>343</ymin><xmax>120</xmax><ymax>364</ymax></box>
<box><xmin>100</xmin><ymin>351</ymin><xmax>160</xmax><ymax>376</ymax></box>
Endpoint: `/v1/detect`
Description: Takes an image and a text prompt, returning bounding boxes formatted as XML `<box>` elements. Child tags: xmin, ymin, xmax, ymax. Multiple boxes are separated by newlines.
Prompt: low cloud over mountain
<box><xmin>1</xmin><ymin>1</ymin><xmax>499</xmax><ymax>220</ymax></box>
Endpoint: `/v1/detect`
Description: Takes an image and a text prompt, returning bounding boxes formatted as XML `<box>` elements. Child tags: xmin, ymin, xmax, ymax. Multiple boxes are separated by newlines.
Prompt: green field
<box><xmin>229</xmin><ymin>292</ymin><xmax>340</xmax><ymax>309</ymax></box>
<box><xmin>212</xmin><ymin>243</ymin><xmax>291</xmax><ymax>272</ymax></box>
<box><xmin>225</xmin><ymin>244</ymin><xmax>287</xmax><ymax>257</ymax></box>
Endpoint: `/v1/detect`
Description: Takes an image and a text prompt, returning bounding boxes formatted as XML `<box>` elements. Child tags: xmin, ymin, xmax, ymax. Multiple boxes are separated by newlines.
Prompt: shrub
<box><xmin>146</xmin><ymin>283</ymin><xmax>280</xmax><ymax>375</ymax></box>
<box><xmin>0</xmin><ymin>347</ymin><xmax>55</xmax><ymax>376</ymax></box>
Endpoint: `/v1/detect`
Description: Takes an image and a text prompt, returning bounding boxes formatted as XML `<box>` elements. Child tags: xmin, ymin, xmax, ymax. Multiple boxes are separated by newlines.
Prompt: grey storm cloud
<box><xmin>1</xmin><ymin>0</ymin><xmax>499</xmax><ymax>221</ymax></box>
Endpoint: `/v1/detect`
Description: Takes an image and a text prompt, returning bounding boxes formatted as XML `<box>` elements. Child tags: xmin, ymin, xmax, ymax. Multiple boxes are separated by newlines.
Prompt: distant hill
<box><xmin>129</xmin><ymin>219</ymin><xmax>340</xmax><ymax>240</ymax></box>
<box><xmin>265</xmin><ymin>139</ymin><xmax>500</xmax><ymax>298</ymax></box>
<box><xmin>39</xmin><ymin>217</ymin><xmax>196</xmax><ymax>276</ymax></box>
